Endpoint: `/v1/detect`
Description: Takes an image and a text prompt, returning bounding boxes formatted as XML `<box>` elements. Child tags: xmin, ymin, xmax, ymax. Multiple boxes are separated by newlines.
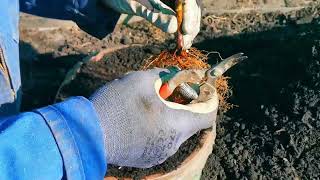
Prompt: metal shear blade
<box><xmin>192</xmin><ymin>53</ymin><xmax>248</xmax><ymax>103</ymax></box>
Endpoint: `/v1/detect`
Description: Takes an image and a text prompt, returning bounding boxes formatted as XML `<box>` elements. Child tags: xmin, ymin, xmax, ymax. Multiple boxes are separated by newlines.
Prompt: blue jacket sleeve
<box><xmin>0</xmin><ymin>97</ymin><xmax>107</xmax><ymax>180</ymax></box>
<box><xmin>20</xmin><ymin>0</ymin><xmax>121</xmax><ymax>39</ymax></box>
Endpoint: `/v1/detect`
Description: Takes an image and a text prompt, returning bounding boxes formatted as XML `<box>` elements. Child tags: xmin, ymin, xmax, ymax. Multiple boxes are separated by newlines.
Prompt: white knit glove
<box><xmin>89</xmin><ymin>68</ymin><xmax>218</xmax><ymax>168</ymax></box>
<box><xmin>102</xmin><ymin>0</ymin><xmax>201</xmax><ymax>49</ymax></box>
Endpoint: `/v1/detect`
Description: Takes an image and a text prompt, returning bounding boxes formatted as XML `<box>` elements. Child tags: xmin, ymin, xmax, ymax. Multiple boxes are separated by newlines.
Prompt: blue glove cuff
<box><xmin>34</xmin><ymin>96</ymin><xmax>107</xmax><ymax>180</ymax></box>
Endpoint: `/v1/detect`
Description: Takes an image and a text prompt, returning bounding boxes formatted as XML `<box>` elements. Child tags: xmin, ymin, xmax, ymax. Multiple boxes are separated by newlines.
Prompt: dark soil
<box><xmin>56</xmin><ymin>45</ymin><xmax>156</xmax><ymax>100</ymax></box>
<box><xmin>19</xmin><ymin>4</ymin><xmax>320</xmax><ymax>180</ymax></box>
<box><xmin>198</xmin><ymin>23</ymin><xmax>320</xmax><ymax>180</ymax></box>
<box><xmin>107</xmin><ymin>132</ymin><xmax>201</xmax><ymax>179</ymax></box>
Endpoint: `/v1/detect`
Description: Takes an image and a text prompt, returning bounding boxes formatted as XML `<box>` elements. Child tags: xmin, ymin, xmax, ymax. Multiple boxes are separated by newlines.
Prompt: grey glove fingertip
<box><xmin>150</xmin><ymin>0</ymin><xmax>178</xmax><ymax>33</ymax></box>
<box><xmin>184</xmin><ymin>110</ymin><xmax>217</xmax><ymax>134</ymax></box>
<box><xmin>182</xmin><ymin>0</ymin><xmax>200</xmax><ymax>35</ymax></box>
<box><xmin>182</xmin><ymin>34</ymin><xmax>194</xmax><ymax>49</ymax></box>
<box><xmin>143</xmin><ymin>11</ymin><xmax>178</xmax><ymax>33</ymax></box>
<box><xmin>157</xmin><ymin>14</ymin><xmax>178</xmax><ymax>33</ymax></box>
<box><xmin>197</xmin><ymin>113</ymin><xmax>217</xmax><ymax>130</ymax></box>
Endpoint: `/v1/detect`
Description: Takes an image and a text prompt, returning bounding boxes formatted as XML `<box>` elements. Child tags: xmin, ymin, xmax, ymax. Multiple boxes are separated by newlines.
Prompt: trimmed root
<box><xmin>143</xmin><ymin>48</ymin><xmax>235</xmax><ymax>112</ymax></box>
<box><xmin>214</xmin><ymin>76</ymin><xmax>236</xmax><ymax>113</ymax></box>
<box><xmin>142</xmin><ymin>48</ymin><xmax>210</xmax><ymax>70</ymax></box>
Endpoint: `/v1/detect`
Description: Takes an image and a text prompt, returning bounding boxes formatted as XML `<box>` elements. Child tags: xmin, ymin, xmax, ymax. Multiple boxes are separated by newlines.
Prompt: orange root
<box><xmin>142</xmin><ymin>48</ymin><xmax>210</xmax><ymax>70</ymax></box>
<box><xmin>214</xmin><ymin>76</ymin><xmax>236</xmax><ymax>113</ymax></box>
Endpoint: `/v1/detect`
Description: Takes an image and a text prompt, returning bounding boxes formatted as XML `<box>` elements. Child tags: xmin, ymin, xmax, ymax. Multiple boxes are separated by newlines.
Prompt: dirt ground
<box><xmin>20</xmin><ymin>2</ymin><xmax>320</xmax><ymax>180</ymax></box>
<box><xmin>198</xmin><ymin>23</ymin><xmax>320</xmax><ymax>180</ymax></box>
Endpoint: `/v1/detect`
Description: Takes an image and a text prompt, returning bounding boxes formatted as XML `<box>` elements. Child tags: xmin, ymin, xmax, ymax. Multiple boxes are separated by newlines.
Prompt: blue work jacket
<box><xmin>0</xmin><ymin>0</ymin><xmax>120</xmax><ymax>179</ymax></box>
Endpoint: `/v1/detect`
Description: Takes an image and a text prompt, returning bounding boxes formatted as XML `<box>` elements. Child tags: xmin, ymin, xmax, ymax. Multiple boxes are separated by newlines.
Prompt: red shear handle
<box><xmin>159</xmin><ymin>83</ymin><xmax>173</xmax><ymax>99</ymax></box>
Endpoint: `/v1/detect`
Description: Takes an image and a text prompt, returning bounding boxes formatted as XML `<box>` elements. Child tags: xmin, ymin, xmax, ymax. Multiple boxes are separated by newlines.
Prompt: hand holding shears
<box><xmin>159</xmin><ymin>53</ymin><xmax>248</xmax><ymax>104</ymax></box>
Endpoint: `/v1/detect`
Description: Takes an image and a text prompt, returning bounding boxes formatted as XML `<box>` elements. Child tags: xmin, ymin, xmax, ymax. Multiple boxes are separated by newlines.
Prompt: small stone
<box><xmin>169</xmin><ymin>43</ymin><xmax>176</xmax><ymax>50</ymax></box>
<box><xmin>113</xmin><ymin>37</ymin><xmax>121</xmax><ymax>44</ymax></box>
<box><xmin>243</xmin><ymin>150</ymin><xmax>249</xmax><ymax>159</ymax></box>
<box><xmin>149</xmin><ymin>47</ymin><xmax>161</xmax><ymax>54</ymax></box>
<box><xmin>232</xmin><ymin>143</ymin><xmax>237</xmax><ymax>148</ymax></box>
<box><xmin>120</xmin><ymin>36</ymin><xmax>132</xmax><ymax>45</ymax></box>
<box><xmin>238</xmin><ymin>145</ymin><xmax>244</xmax><ymax>151</ymax></box>
<box><xmin>233</xmin><ymin>149</ymin><xmax>240</xmax><ymax>155</ymax></box>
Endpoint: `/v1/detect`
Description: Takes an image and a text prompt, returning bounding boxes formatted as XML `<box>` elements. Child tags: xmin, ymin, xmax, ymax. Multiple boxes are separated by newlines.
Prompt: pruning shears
<box><xmin>159</xmin><ymin>53</ymin><xmax>248</xmax><ymax>104</ymax></box>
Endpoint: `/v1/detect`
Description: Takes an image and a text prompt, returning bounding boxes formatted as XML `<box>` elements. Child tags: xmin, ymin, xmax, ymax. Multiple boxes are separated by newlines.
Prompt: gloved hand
<box><xmin>89</xmin><ymin>68</ymin><xmax>218</xmax><ymax>168</ymax></box>
<box><xmin>102</xmin><ymin>0</ymin><xmax>201</xmax><ymax>49</ymax></box>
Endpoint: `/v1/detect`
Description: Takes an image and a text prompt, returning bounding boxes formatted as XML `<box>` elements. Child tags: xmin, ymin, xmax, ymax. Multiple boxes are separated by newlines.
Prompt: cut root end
<box><xmin>214</xmin><ymin>76</ymin><xmax>236</xmax><ymax>113</ymax></box>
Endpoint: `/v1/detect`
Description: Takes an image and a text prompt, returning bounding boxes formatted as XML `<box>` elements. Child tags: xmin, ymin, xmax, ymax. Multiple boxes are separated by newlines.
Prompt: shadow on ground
<box><xmin>20</xmin><ymin>41</ymin><xmax>85</xmax><ymax>111</ymax></box>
